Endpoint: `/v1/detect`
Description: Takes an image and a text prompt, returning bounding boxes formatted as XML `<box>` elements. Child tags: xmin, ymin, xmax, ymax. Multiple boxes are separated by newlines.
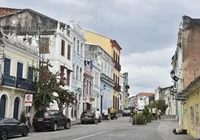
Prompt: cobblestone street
<box><xmin>8</xmin><ymin>116</ymin><xmax>195</xmax><ymax>140</ymax></box>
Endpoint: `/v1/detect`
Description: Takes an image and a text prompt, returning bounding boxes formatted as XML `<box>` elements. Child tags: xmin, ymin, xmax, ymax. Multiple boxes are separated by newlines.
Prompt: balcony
<box><xmin>2</xmin><ymin>74</ymin><xmax>16</xmax><ymax>87</ymax></box>
<box><xmin>100</xmin><ymin>73</ymin><xmax>114</xmax><ymax>86</ymax></box>
<box><xmin>2</xmin><ymin>74</ymin><xmax>35</xmax><ymax>91</ymax></box>
<box><xmin>16</xmin><ymin>77</ymin><xmax>36</xmax><ymax>91</ymax></box>
<box><xmin>114</xmin><ymin>83</ymin><xmax>121</xmax><ymax>92</ymax></box>
<box><xmin>114</xmin><ymin>61</ymin><xmax>121</xmax><ymax>71</ymax></box>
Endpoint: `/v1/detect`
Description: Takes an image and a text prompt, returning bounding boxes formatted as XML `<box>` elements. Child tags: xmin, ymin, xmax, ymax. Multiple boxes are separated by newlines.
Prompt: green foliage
<box><xmin>132</xmin><ymin>113</ymin><xmax>147</xmax><ymax>125</ymax></box>
<box><xmin>147</xmin><ymin>100</ymin><xmax>168</xmax><ymax>114</ymax></box>
<box><xmin>33</xmin><ymin>60</ymin><xmax>77</xmax><ymax>111</ymax></box>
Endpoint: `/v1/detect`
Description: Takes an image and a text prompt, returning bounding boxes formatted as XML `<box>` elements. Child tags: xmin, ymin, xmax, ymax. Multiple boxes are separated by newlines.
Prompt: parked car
<box><xmin>32</xmin><ymin>110</ymin><xmax>71</xmax><ymax>132</ymax></box>
<box><xmin>80</xmin><ymin>110</ymin><xmax>100</xmax><ymax>124</ymax></box>
<box><xmin>0</xmin><ymin>118</ymin><xmax>29</xmax><ymax>140</ymax></box>
<box><xmin>123</xmin><ymin>108</ymin><xmax>131</xmax><ymax>116</ymax></box>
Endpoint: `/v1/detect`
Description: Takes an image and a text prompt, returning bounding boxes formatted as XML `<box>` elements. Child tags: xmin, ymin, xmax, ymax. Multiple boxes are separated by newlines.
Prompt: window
<box><xmin>67</xmin><ymin>69</ymin><xmax>70</xmax><ymax>86</ymax></box>
<box><xmin>60</xmin><ymin>66</ymin><xmax>64</xmax><ymax>84</ymax></box>
<box><xmin>73</xmin><ymin>64</ymin><xmax>75</xmax><ymax>79</ymax></box>
<box><xmin>17</xmin><ymin>62</ymin><xmax>23</xmax><ymax>78</ymax></box>
<box><xmin>113</xmin><ymin>74</ymin><xmax>115</xmax><ymax>81</ymax></box>
<box><xmin>73</xmin><ymin>37</ymin><xmax>76</xmax><ymax>52</ymax></box>
<box><xmin>80</xmin><ymin>43</ymin><xmax>83</xmax><ymax>57</ymax></box>
<box><xmin>76</xmin><ymin>66</ymin><xmax>79</xmax><ymax>80</ymax></box>
<box><xmin>67</xmin><ymin>44</ymin><xmax>71</xmax><ymax>60</ymax></box>
<box><xmin>80</xmin><ymin>68</ymin><xmax>82</xmax><ymax>81</ymax></box>
<box><xmin>4</xmin><ymin>58</ymin><xmax>11</xmax><ymax>75</ymax></box>
<box><xmin>104</xmin><ymin>63</ymin><xmax>106</xmax><ymax>74</ymax></box>
<box><xmin>89</xmin><ymin>81</ymin><xmax>92</xmax><ymax>95</ymax></box>
<box><xmin>77</xmin><ymin>40</ymin><xmax>79</xmax><ymax>54</ymax></box>
<box><xmin>61</xmin><ymin>40</ymin><xmax>65</xmax><ymax>56</ymax></box>
<box><xmin>28</xmin><ymin>66</ymin><xmax>33</xmax><ymax>81</ymax></box>
<box><xmin>190</xmin><ymin>106</ymin><xmax>194</xmax><ymax>128</ymax></box>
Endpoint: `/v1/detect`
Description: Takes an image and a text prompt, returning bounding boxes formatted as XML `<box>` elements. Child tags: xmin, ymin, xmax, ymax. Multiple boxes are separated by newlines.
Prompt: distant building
<box><xmin>136</xmin><ymin>93</ymin><xmax>154</xmax><ymax>110</ymax></box>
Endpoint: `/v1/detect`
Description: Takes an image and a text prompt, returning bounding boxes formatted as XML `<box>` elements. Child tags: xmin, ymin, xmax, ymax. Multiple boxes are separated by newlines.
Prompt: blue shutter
<box><xmin>4</xmin><ymin>58</ymin><xmax>11</xmax><ymax>75</ymax></box>
<box><xmin>17</xmin><ymin>62</ymin><xmax>23</xmax><ymax>78</ymax></box>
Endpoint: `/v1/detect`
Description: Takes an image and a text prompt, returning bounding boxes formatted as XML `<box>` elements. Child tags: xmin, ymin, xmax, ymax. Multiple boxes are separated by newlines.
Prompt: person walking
<box><xmin>129</xmin><ymin>109</ymin><xmax>134</xmax><ymax>122</ymax></box>
<box><xmin>152</xmin><ymin>107</ymin><xmax>156</xmax><ymax>121</ymax></box>
<box><xmin>157</xmin><ymin>109</ymin><xmax>161</xmax><ymax>120</ymax></box>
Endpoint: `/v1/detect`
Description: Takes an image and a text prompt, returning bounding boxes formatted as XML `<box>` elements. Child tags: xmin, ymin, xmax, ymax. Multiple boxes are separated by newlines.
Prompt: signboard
<box><xmin>24</xmin><ymin>94</ymin><xmax>33</xmax><ymax>106</ymax></box>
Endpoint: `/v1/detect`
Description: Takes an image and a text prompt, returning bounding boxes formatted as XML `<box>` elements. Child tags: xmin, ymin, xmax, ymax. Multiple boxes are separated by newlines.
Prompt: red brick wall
<box><xmin>0</xmin><ymin>7</ymin><xmax>21</xmax><ymax>16</ymax></box>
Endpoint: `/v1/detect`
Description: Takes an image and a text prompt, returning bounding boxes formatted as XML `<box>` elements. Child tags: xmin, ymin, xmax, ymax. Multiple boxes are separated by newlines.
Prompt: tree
<box><xmin>155</xmin><ymin>100</ymin><xmax>168</xmax><ymax>114</ymax></box>
<box><xmin>33</xmin><ymin>60</ymin><xmax>60</xmax><ymax>109</ymax></box>
<box><xmin>33</xmin><ymin>59</ymin><xmax>77</xmax><ymax>111</ymax></box>
<box><xmin>56</xmin><ymin>88</ymin><xmax>77</xmax><ymax>112</ymax></box>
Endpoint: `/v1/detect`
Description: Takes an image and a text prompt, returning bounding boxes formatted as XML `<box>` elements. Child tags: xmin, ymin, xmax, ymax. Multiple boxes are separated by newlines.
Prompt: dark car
<box><xmin>80</xmin><ymin>110</ymin><xmax>99</xmax><ymax>124</ymax></box>
<box><xmin>0</xmin><ymin>118</ymin><xmax>29</xmax><ymax>140</ymax></box>
<box><xmin>32</xmin><ymin>110</ymin><xmax>71</xmax><ymax>132</ymax></box>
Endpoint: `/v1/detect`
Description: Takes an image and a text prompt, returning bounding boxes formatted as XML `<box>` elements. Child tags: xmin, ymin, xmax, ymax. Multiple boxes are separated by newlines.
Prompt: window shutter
<box><xmin>4</xmin><ymin>58</ymin><xmax>11</xmax><ymax>75</ymax></box>
<box><xmin>17</xmin><ymin>62</ymin><xmax>23</xmax><ymax>78</ymax></box>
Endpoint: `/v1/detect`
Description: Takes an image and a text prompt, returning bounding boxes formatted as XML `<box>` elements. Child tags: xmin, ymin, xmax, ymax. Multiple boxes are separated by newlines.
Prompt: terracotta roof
<box><xmin>137</xmin><ymin>92</ymin><xmax>154</xmax><ymax>97</ymax></box>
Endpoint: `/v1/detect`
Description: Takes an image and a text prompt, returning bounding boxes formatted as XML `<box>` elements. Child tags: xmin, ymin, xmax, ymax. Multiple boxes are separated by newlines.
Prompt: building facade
<box><xmin>0</xmin><ymin>9</ymin><xmax>75</xmax><ymax>117</ymax></box>
<box><xmin>123</xmin><ymin>72</ymin><xmax>130</xmax><ymax>109</ymax></box>
<box><xmin>136</xmin><ymin>93</ymin><xmax>154</xmax><ymax>111</ymax></box>
<box><xmin>84</xmin><ymin>30</ymin><xmax>122</xmax><ymax>111</ymax></box>
<box><xmin>119</xmin><ymin>74</ymin><xmax>124</xmax><ymax>111</ymax></box>
<box><xmin>83</xmin><ymin>60</ymin><xmax>93</xmax><ymax>111</ymax></box>
<box><xmin>70</xmin><ymin>20</ymin><xmax>86</xmax><ymax>120</ymax></box>
<box><xmin>85</xmin><ymin>44</ymin><xmax>114</xmax><ymax>114</ymax></box>
<box><xmin>84</xmin><ymin>44</ymin><xmax>101</xmax><ymax>112</ymax></box>
<box><xmin>0</xmin><ymin>30</ymin><xmax>40</xmax><ymax>120</ymax></box>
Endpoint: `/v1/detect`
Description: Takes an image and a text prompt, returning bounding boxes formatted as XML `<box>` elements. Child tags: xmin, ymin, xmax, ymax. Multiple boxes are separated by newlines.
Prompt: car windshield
<box><xmin>34</xmin><ymin>111</ymin><xmax>45</xmax><ymax>118</ymax></box>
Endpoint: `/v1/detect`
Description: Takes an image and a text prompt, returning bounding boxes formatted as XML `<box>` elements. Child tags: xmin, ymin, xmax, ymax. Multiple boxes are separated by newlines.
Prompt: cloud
<box><xmin>121</xmin><ymin>46</ymin><xmax>175</xmax><ymax>95</ymax></box>
<box><xmin>3</xmin><ymin>0</ymin><xmax>200</xmax><ymax>95</ymax></box>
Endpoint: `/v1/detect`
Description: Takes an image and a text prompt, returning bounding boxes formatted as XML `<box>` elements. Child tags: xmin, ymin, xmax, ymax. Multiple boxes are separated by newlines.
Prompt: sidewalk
<box><xmin>71</xmin><ymin>119</ymin><xmax>81</xmax><ymax>125</ymax></box>
<box><xmin>158</xmin><ymin>115</ymin><xmax>196</xmax><ymax>140</ymax></box>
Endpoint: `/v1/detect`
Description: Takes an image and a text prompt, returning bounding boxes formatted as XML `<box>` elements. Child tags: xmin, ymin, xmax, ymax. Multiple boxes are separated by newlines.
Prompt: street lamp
<box><xmin>170</xmin><ymin>70</ymin><xmax>175</xmax><ymax>79</ymax></box>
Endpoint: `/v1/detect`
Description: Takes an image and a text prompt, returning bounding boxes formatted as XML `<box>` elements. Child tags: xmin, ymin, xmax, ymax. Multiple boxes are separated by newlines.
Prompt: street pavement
<box><xmin>9</xmin><ymin>116</ymin><xmax>196</xmax><ymax>140</ymax></box>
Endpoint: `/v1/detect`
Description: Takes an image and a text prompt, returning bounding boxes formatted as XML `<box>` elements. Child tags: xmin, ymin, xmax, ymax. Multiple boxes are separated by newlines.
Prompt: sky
<box><xmin>2</xmin><ymin>0</ymin><xmax>200</xmax><ymax>95</ymax></box>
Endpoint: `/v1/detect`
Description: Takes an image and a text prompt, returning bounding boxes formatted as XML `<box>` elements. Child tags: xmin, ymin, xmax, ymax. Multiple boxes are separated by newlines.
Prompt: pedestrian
<box><xmin>157</xmin><ymin>109</ymin><xmax>161</xmax><ymax>120</ymax></box>
<box><xmin>152</xmin><ymin>107</ymin><xmax>156</xmax><ymax>121</ymax></box>
<box><xmin>95</xmin><ymin>109</ymin><xmax>101</xmax><ymax>120</ymax></box>
<box><xmin>129</xmin><ymin>109</ymin><xmax>134</xmax><ymax>122</ymax></box>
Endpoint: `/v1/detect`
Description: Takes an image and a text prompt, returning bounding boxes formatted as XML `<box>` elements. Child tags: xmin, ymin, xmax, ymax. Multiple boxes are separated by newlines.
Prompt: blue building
<box><xmin>70</xmin><ymin>20</ymin><xmax>86</xmax><ymax>121</ymax></box>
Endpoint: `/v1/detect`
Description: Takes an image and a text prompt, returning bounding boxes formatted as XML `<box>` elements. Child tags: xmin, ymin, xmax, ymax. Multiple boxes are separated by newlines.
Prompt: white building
<box><xmin>70</xmin><ymin>20</ymin><xmax>86</xmax><ymax>120</ymax></box>
<box><xmin>136</xmin><ymin>93</ymin><xmax>154</xmax><ymax>110</ymax></box>
<box><xmin>84</xmin><ymin>44</ymin><xmax>101</xmax><ymax>112</ymax></box>
<box><xmin>119</xmin><ymin>74</ymin><xmax>124</xmax><ymax>111</ymax></box>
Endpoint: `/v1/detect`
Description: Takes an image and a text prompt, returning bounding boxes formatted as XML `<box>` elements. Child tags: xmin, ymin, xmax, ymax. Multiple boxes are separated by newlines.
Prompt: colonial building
<box><xmin>119</xmin><ymin>74</ymin><xmax>124</xmax><ymax>111</ymax></box>
<box><xmin>172</xmin><ymin>16</ymin><xmax>200</xmax><ymax>138</ymax></box>
<box><xmin>70</xmin><ymin>20</ymin><xmax>86</xmax><ymax>120</ymax></box>
<box><xmin>85</xmin><ymin>44</ymin><xmax>114</xmax><ymax>114</ymax></box>
<box><xmin>122</xmin><ymin>72</ymin><xmax>130</xmax><ymax>109</ymax></box>
<box><xmin>84</xmin><ymin>30</ymin><xmax>122</xmax><ymax>111</ymax></box>
<box><xmin>83</xmin><ymin>60</ymin><xmax>93</xmax><ymax>111</ymax></box>
<box><xmin>0</xmin><ymin>29</ymin><xmax>40</xmax><ymax>120</ymax></box>
<box><xmin>136</xmin><ymin>93</ymin><xmax>154</xmax><ymax>111</ymax></box>
<box><xmin>0</xmin><ymin>9</ymin><xmax>73</xmax><ymax>117</ymax></box>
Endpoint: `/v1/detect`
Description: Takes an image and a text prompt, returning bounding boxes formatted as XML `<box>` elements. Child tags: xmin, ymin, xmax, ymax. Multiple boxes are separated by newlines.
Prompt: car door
<box><xmin>59</xmin><ymin>112</ymin><xmax>66</xmax><ymax>126</ymax></box>
<box><xmin>3</xmin><ymin>119</ymin><xmax>17</xmax><ymax>136</ymax></box>
<box><xmin>11</xmin><ymin>119</ymin><xmax>23</xmax><ymax>134</ymax></box>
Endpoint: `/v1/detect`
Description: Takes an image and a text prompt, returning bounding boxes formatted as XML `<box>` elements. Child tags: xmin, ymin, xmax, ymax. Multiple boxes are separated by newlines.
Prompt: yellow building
<box><xmin>84</xmin><ymin>30</ymin><xmax>122</xmax><ymax>111</ymax></box>
<box><xmin>0</xmin><ymin>32</ymin><xmax>40</xmax><ymax>120</ymax></box>
<box><xmin>179</xmin><ymin>76</ymin><xmax>200</xmax><ymax>138</ymax></box>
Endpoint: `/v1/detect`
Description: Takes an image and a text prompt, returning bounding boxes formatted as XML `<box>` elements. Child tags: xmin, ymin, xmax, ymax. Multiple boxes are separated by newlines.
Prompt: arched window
<box><xmin>13</xmin><ymin>97</ymin><xmax>20</xmax><ymax>119</ymax></box>
<box><xmin>0</xmin><ymin>95</ymin><xmax>7</xmax><ymax>118</ymax></box>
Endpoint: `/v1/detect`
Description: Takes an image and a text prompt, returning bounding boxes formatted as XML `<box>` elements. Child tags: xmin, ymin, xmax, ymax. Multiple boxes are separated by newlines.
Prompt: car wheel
<box><xmin>81</xmin><ymin>121</ymin><xmax>84</xmax><ymax>124</ymax></box>
<box><xmin>52</xmin><ymin>122</ymin><xmax>58</xmax><ymax>131</ymax></box>
<box><xmin>64</xmin><ymin>121</ymin><xmax>71</xmax><ymax>129</ymax></box>
<box><xmin>34</xmin><ymin>127</ymin><xmax>40</xmax><ymax>132</ymax></box>
<box><xmin>22</xmin><ymin>128</ymin><xmax>28</xmax><ymax>137</ymax></box>
<box><xmin>0</xmin><ymin>130</ymin><xmax>7</xmax><ymax>140</ymax></box>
